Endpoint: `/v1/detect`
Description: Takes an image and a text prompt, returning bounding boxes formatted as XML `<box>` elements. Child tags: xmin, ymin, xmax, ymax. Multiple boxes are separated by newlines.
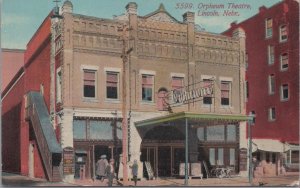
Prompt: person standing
<box><xmin>96</xmin><ymin>155</ymin><xmax>108</xmax><ymax>182</ymax></box>
<box><xmin>252</xmin><ymin>157</ymin><xmax>264</xmax><ymax>186</ymax></box>
<box><xmin>106</xmin><ymin>159</ymin><xmax>115</xmax><ymax>186</ymax></box>
<box><xmin>131</xmin><ymin>160</ymin><xmax>139</xmax><ymax>186</ymax></box>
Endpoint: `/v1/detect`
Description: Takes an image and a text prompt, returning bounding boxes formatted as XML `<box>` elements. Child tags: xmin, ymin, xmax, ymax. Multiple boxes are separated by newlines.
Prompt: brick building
<box><xmin>1</xmin><ymin>48</ymin><xmax>25</xmax><ymax>91</ymax></box>
<box><xmin>224</xmin><ymin>0</ymin><xmax>299</xmax><ymax>174</ymax></box>
<box><xmin>2</xmin><ymin>1</ymin><xmax>249</xmax><ymax>182</ymax></box>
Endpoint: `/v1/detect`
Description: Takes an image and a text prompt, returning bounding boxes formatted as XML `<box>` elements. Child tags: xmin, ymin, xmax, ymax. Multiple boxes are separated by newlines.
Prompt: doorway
<box><xmin>28</xmin><ymin>143</ymin><xmax>34</xmax><ymax>178</ymax></box>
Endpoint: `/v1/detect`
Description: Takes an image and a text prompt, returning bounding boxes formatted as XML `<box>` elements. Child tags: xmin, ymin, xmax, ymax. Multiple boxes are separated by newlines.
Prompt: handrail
<box><xmin>26</xmin><ymin>91</ymin><xmax>62</xmax><ymax>181</ymax></box>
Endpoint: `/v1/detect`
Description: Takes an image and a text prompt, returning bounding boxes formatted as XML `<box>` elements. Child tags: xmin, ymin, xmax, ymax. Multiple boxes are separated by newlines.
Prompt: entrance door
<box><xmin>28</xmin><ymin>143</ymin><xmax>34</xmax><ymax>178</ymax></box>
<box><xmin>158</xmin><ymin>147</ymin><xmax>171</xmax><ymax>177</ymax></box>
<box><xmin>141</xmin><ymin>147</ymin><xmax>157</xmax><ymax>177</ymax></box>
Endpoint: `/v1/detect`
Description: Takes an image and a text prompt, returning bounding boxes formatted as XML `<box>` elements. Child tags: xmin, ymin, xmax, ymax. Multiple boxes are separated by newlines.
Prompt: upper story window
<box><xmin>83</xmin><ymin>70</ymin><xmax>96</xmax><ymax>98</ymax></box>
<box><xmin>268</xmin><ymin>46</ymin><xmax>274</xmax><ymax>65</ymax></box>
<box><xmin>203</xmin><ymin>79</ymin><xmax>213</xmax><ymax>105</ymax></box>
<box><xmin>265</xmin><ymin>18</ymin><xmax>273</xmax><ymax>38</ymax></box>
<box><xmin>281</xmin><ymin>84</ymin><xmax>289</xmax><ymax>101</ymax></box>
<box><xmin>221</xmin><ymin>81</ymin><xmax>231</xmax><ymax>106</ymax></box>
<box><xmin>279</xmin><ymin>25</ymin><xmax>288</xmax><ymax>42</ymax></box>
<box><xmin>268</xmin><ymin>74</ymin><xmax>275</xmax><ymax>95</ymax></box>
<box><xmin>280</xmin><ymin>53</ymin><xmax>289</xmax><ymax>71</ymax></box>
<box><xmin>106</xmin><ymin>72</ymin><xmax>119</xmax><ymax>100</ymax></box>
<box><xmin>56</xmin><ymin>68</ymin><xmax>62</xmax><ymax>103</ymax></box>
<box><xmin>142</xmin><ymin>74</ymin><xmax>154</xmax><ymax>102</ymax></box>
<box><xmin>245</xmin><ymin>81</ymin><xmax>249</xmax><ymax>99</ymax></box>
<box><xmin>268</xmin><ymin>107</ymin><xmax>276</xmax><ymax>121</ymax></box>
<box><xmin>171</xmin><ymin>76</ymin><xmax>184</xmax><ymax>91</ymax></box>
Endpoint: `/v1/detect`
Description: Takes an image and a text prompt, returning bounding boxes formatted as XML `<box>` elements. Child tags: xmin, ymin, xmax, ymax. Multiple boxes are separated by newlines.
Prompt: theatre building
<box><xmin>224</xmin><ymin>0</ymin><xmax>299</xmax><ymax>175</ymax></box>
<box><xmin>2</xmin><ymin>0</ymin><xmax>249</xmax><ymax>182</ymax></box>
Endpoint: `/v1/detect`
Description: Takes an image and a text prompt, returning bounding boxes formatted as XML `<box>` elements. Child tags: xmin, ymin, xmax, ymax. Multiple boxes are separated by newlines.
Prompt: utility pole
<box><xmin>248</xmin><ymin>112</ymin><xmax>255</xmax><ymax>185</ymax></box>
<box><xmin>118</xmin><ymin>24</ymin><xmax>133</xmax><ymax>186</ymax></box>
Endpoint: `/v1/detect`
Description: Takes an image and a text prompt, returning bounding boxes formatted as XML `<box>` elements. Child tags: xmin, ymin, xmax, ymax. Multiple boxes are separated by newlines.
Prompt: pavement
<box><xmin>1</xmin><ymin>172</ymin><xmax>299</xmax><ymax>187</ymax></box>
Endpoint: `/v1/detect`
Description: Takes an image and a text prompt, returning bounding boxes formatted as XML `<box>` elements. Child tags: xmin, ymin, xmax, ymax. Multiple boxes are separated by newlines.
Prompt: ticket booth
<box><xmin>74</xmin><ymin>150</ymin><xmax>87</xmax><ymax>179</ymax></box>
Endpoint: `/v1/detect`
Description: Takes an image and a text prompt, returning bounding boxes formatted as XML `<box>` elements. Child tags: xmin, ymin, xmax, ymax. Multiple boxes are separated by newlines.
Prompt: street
<box><xmin>2</xmin><ymin>172</ymin><xmax>299</xmax><ymax>187</ymax></box>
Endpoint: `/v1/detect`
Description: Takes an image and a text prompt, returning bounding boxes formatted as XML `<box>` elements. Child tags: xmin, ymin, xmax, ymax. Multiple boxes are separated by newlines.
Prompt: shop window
<box><xmin>268</xmin><ymin>45</ymin><xmax>274</xmax><ymax>65</ymax></box>
<box><xmin>217</xmin><ymin>148</ymin><xmax>224</xmax><ymax>165</ymax></box>
<box><xmin>272</xmin><ymin>153</ymin><xmax>276</xmax><ymax>163</ymax></box>
<box><xmin>291</xmin><ymin>150</ymin><xmax>299</xmax><ymax>163</ymax></box>
<box><xmin>279</xmin><ymin>25</ymin><xmax>288</xmax><ymax>42</ymax></box>
<box><xmin>265</xmin><ymin>18</ymin><xmax>273</xmax><ymax>38</ymax></box>
<box><xmin>268</xmin><ymin>74</ymin><xmax>275</xmax><ymax>95</ymax></box>
<box><xmin>230</xmin><ymin>148</ymin><xmax>235</xmax><ymax>165</ymax></box>
<box><xmin>281</xmin><ymin>84</ymin><xmax>289</xmax><ymax>101</ymax></box>
<box><xmin>106</xmin><ymin>72</ymin><xmax>119</xmax><ymax>99</ymax></box>
<box><xmin>268</xmin><ymin>107</ymin><xmax>276</xmax><ymax>121</ymax></box>
<box><xmin>227</xmin><ymin>124</ymin><xmax>236</xmax><ymax>141</ymax></box>
<box><xmin>203</xmin><ymin>79</ymin><xmax>213</xmax><ymax>105</ymax></box>
<box><xmin>89</xmin><ymin>121</ymin><xmax>113</xmax><ymax>140</ymax></box>
<box><xmin>207</xmin><ymin>125</ymin><xmax>225</xmax><ymax>141</ymax></box>
<box><xmin>280</xmin><ymin>53</ymin><xmax>288</xmax><ymax>70</ymax></box>
<box><xmin>83</xmin><ymin>70</ymin><xmax>96</xmax><ymax>98</ymax></box>
<box><xmin>73</xmin><ymin>120</ymin><xmax>86</xmax><ymax>139</ymax></box>
<box><xmin>221</xmin><ymin>81</ymin><xmax>231</xmax><ymax>106</ymax></box>
<box><xmin>209</xmin><ymin>148</ymin><xmax>215</xmax><ymax>165</ymax></box>
<box><xmin>197</xmin><ymin>127</ymin><xmax>204</xmax><ymax>141</ymax></box>
<box><xmin>142</xmin><ymin>74</ymin><xmax>154</xmax><ymax>102</ymax></box>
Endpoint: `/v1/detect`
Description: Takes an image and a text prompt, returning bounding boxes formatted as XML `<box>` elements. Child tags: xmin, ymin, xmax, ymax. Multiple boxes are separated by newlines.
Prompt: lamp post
<box><xmin>118</xmin><ymin>24</ymin><xmax>133</xmax><ymax>186</ymax></box>
<box><xmin>248</xmin><ymin>112</ymin><xmax>255</xmax><ymax>185</ymax></box>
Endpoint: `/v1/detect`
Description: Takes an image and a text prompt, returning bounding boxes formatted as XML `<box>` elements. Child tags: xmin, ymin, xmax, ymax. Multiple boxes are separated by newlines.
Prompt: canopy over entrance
<box><xmin>135</xmin><ymin>111</ymin><xmax>249</xmax><ymax>128</ymax></box>
<box><xmin>252</xmin><ymin>139</ymin><xmax>291</xmax><ymax>153</ymax></box>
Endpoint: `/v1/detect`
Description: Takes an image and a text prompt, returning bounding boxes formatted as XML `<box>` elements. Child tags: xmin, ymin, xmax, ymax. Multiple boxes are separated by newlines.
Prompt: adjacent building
<box><xmin>224</xmin><ymin>0</ymin><xmax>299</xmax><ymax>174</ymax></box>
<box><xmin>2</xmin><ymin>1</ymin><xmax>250</xmax><ymax>182</ymax></box>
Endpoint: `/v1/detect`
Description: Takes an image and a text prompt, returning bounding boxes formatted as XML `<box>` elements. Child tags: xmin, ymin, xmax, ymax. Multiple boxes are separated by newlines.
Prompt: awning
<box><xmin>135</xmin><ymin>111</ymin><xmax>250</xmax><ymax>127</ymax></box>
<box><xmin>252</xmin><ymin>139</ymin><xmax>291</xmax><ymax>153</ymax></box>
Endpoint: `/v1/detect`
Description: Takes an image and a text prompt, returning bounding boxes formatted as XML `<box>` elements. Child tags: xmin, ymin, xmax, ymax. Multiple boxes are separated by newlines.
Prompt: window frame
<box><xmin>267</xmin><ymin>45</ymin><xmax>274</xmax><ymax>65</ymax></box>
<box><xmin>279</xmin><ymin>24</ymin><xmax>288</xmax><ymax>42</ymax></box>
<box><xmin>203</xmin><ymin>78</ymin><xmax>213</xmax><ymax>105</ymax></box>
<box><xmin>280</xmin><ymin>84</ymin><xmax>289</xmax><ymax>101</ymax></box>
<box><xmin>220</xmin><ymin>80</ymin><xmax>232</xmax><ymax>106</ymax></box>
<box><xmin>83</xmin><ymin>69</ymin><xmax>97</xmax><ymax>99</ymax></box>
<box><xmin>268</xmin><ymin>107</ymin><xmax>276</xmax><ymax>121</ymax></box>
<box><xmin>265</xmin><ymin>18</ymin><xmax>273</xmax><ymax>39</ymax></box>
<box><xmin>56</xmin><ymin>67</ymin><xmax>62</xmax><ymax>103</ymax></box>
<box><xmin>141</xmin><ymin>74</ymin><xmax>155</xmax><ymax>103</ymax></box>
<box><xmin>280</xmin><ymin>53</ymin><xmax>289</xmax><ymax>71</ymax></box>
<box><xmin>105</xmin><ymin>71</ymin><xmax>120</xmax><ymax>100</ymax></box>
<box><xmin>268</xmin><ymin>74</ymin><xmax>275</xmax><ymax>95</ymax></box>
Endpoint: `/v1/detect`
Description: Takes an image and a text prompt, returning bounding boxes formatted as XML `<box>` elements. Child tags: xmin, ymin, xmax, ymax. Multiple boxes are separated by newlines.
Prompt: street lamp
<box><xmin>248</xmin><ymin>112</ymin><xmax>255</xmax><ymax>185</ymax></box>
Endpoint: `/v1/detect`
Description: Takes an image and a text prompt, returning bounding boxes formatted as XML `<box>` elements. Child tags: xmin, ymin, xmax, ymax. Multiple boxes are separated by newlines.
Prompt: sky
<box><xmin>2</xmin><ymin>0</ymin><xmax>281</xmax><ymax>49</ymax></box>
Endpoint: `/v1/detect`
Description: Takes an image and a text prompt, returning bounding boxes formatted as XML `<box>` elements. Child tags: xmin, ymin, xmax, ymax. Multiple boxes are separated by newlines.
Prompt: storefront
<box><xmin>135</xmin><ymin>112</ymin><xmax>249</xmax><ymax>179</ymax></box>
<box><xmin>72</xmin><ymin>117</ymin><xmax>123</xmax><ymax>179</ymax></box>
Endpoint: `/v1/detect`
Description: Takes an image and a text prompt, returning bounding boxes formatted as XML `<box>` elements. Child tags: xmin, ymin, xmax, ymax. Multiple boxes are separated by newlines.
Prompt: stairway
<box><xmin>25</xmin><ymin>91</ymin><xmax>63</xmax><ymax>182</ymax></box>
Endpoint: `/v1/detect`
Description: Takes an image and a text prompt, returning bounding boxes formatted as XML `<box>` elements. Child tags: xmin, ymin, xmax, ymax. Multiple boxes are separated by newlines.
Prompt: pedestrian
<box><xmin>96</xmin><ymin>155</ymin><xmax>108</xmax><ymax>182</ymax></box>
<box><xmin>130</xmin><ymin>160</ymin><xmax>138</xmax><ymax>186</ymax></box>
<box><xmin>252</xmin><ymin>157</ymin><xmax>264</xmax><ymax>186</ymax></box>
<box><xmin>106</xmin><ymin>158</ymin><xmax>115</xmax><ymax>186</ymax></box>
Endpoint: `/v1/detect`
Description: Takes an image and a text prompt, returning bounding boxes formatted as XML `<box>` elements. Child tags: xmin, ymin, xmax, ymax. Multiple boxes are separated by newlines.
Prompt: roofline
<box><xmin>1</xmin><ymin>48</ymin><xmax>25</xmax><ymax>53</ymax></box>
<box><xmin>222</xmin><ymin>0</ymin><xmax>286</xmax><ymax>34</ymax></box>
<box><xmin>135</xmin><ymin>111</ymin><xmax>249</xmax><ymax>127</ymax></box>
<box><xmin>1</xmin><ymin>66</ymin><xmax>25</xmax><ymax>99</ymax></box>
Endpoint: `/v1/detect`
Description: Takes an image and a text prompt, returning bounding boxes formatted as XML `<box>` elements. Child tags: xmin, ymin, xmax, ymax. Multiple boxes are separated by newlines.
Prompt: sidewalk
<box><xmin>73</xmin><ymin>173</ymin><xmax>299</xmax><ymax>187</ymax></box>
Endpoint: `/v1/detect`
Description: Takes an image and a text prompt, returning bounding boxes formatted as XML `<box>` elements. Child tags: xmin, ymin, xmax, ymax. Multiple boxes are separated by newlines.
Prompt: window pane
<box><xmin>209</xmin><ymin>148</ymin><xmax>215</xmax><ymax>165</ymax></box>
<box><xmin>172</xmin><ymin>77</ymin><xmax>184</xmax><ymax>89</ymax></box>
<box><xmin>230</xmin><ymin>148</ymin><xmax>235</xmax><ymax>165</ymax></box>
<box><xmin>203</xmin><ymin>79</ymin><xmax>213</xmax><ymax>104</ymax></box>
<box><xmin>291</xmin><ymin>151</ymin><xmax>299</xmax><ymax>163</ymax></box>
<box><xmin>218</xmin><ymin>148</ymin><xmax>224</xmax><ymax>165</ymax></box>
<box><xmin>221</xmin><ymin>81</ymin><xmax>230</xmax><ymax>105</ymax></box>
<box><xmin>142</xmin><ymin>75</ymin><xmax>154</xmax><ymax>101</ymax></box>
<box><xmin>269</xmin><ymin>75</ymin><xmax>275</xmax><ymax>94</ymax></box>
<box><xmin>89</xmin><ymin>120</ymin><xmax>113</xmax><ymax>140</ymax></box>
<box><xmin>197</xmin><ymin>127</ymin><xmax>204</xmax><ymax>141</ymax></box>
<box><xmin>106</xmin><ymin>72</ymin><xmax>118</xmax><ymax>99</ymax></box>
<box><xmin>282</xmin><ymin>84</ymin><xmax>289</xmax><ymax>99</ymax></box>
<box><xmin>84</xmin><ymin>70</ymin><xmax>96</xmax><ymax>98</ymax></box>
<box><xmin>281</xmin><ymin>54</ymin><xmax>288</xmax><ymax>69</ymax></box>
<box><xmin>73</xmin><ymin>120</ymin><xmax>86</xmax><ymax>139</ymax></box>
<box><xmin>266</xmin><ymin>18</ymin><xmax>272</xmax><ymax>37</ymax></box>
<box><xmin>207</xmin><ymin>125</ymin><xmax>225</xmax><ymax>141</ymax></box>
<box><xmin>227</xmin><ymin>124</ymin><xmax>236</xmax><ymax>141</ymax></box>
